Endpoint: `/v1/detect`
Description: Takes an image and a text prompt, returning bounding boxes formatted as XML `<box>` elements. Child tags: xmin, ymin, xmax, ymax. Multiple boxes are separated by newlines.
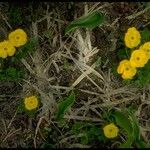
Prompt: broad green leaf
<box><xmin>113</xmin><ymin>111</ymin><xmax>134</xmax><ymax>148</ymax></box>
<box><xmin>114</xmin><ymin>111</ymin><xmax>133</xmax><ymax>135</ymax></box>
<box><xmin>124</xmin><ymin>109</ymin><xmax>141</xmax><ymax>142</ymax></box>
<box><xmin>65</xmin><ymin>11</ymin><xmax>105</xmax><ymax>34</ymax></box>
<box><xmin>56</xmin><ymin>91</ymin><xmax>75</xmax><ymax>120</ymax></box>
<box><xmin>130</xmin><ymin>114</ymin><xmax>140</xmax><ymax>141</ymax></box>
<box><xmin>129</xmin><ymin>113</ymin><xmax>149</xmax><ymax>148</ymax></box>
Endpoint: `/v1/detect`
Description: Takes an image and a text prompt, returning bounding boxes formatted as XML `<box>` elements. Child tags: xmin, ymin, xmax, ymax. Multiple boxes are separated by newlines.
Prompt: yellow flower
<box><xmin>117</xmin><ymin>59</ymin><xmax>137</xmax><ymax>79</ymax></box>
<box><xmin>24</xmin><ymin>96</ymin><xmax>39</xmax><ymax>111</ymax></box>
<box><xmin>130</xmin><ymin>49</ymin><xmax>149</xmax><ymax>68</ymax></box>
<box><xmin>103</xmin><ymin>123</ymin><xmax>119</xmax><ymax>138</ymax></box>
<box><xmin>0</xmin><ymin>49</ymin><xmax>7</xmax><ymax>59</ymax></box>
<box><xmin>140</xmin><ymin>42</ymin><xmax>150</xmax><ymax>59</ymax></box>
<box><xmin>0</xmin><ymin>40</ymin><xmax>16</xmax><ymax>58</ymax></box>
<box><xmin>8</xmin><ymin>29</ymin><xmax>27</xmax><ymax>47</ymax></box>
<box><xmin>124</xmin><ymin>27</ymin><xmax>141</xmax><ymax>48</ymax></box>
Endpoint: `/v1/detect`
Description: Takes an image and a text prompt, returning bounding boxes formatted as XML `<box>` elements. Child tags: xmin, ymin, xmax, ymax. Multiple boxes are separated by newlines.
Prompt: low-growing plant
<box><xmin>56</xmin><ymin>91</ymin><xmax>75</xmax><ymax>120</ymax></box>
<box><xmin>71</xmin><ymin>122</ymin><xmax>106</xmax><ymax>145</ymax></box>
<box><xmin>65</xmin><ymin>11</ymin><xmax>105</xmax><ymax>34</ymax></box>
<box><xmin>111</xmin><ymin>108</ymin><xmax>149</xmax><ymax>148</ymax></box>
<box><xmin>115</xmin><ymin>27</ymin><xmax>150</xmax><ymax>87</ymax></box>
<box><xmin>0</xmin><ymin>66</ymin><xmax>24</xmax><ymax>81</ymax></box>
<box><xmin>0</xmin><ymin>29</ymin><xmax>38</xmax><ymax>82</ymax></box>
<box><xmin>17</xmin><ymin>95</ymin><xmax>41</xmax><ymax>118</ymax></box>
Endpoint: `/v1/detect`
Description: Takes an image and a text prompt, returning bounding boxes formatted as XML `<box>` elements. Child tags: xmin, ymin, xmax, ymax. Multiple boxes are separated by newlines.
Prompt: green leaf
<box><xmin>56</xmin><ymin>91</ymin><xmax>75</xmax><ymax>120</ymax></box>
<box><xmin>114</xmin><ymin>111</ymin><xmax>133</xmax><ymax>135</ymax></box>
<box><xmin>117</xmin><ymin>47</ymin><xmax>132</xmax><ymax>60</ymax></box>
<box><xmin>65</xmin><ymin>11</ymin><xmax>105</xmax><ymax>34</ymax></box>
<box><xmin>126</xmin><ymin>110</ymin><xmax>149</xmax><ymax>148</ymax></box>
<box><xmin>135</xmin><ymin>140</ymin><xmax>149</xmax><ymax>148</ymax></box>
<box><xmin>124</xmin><ymin>108</ymin><xmax>141</xmax><ymax>141</ymax></box>
<box><xmin>130</xmin><ymin>115</ymin><xmax>140</xmax><ymax>141</ymax></box>
<box><xmin>113</xmin><ymin>111</ymin><xmax>134</xmax><ymax>148</ymax></box>
<box><xmin>141</xmin><ymin>28</ymin><xmax>150</xmax><ymax>44</ymax></box>
<box><xmin>0</xmin><ymin>67</ymin><xmax>24</xmax><ymax>82</ymax></box>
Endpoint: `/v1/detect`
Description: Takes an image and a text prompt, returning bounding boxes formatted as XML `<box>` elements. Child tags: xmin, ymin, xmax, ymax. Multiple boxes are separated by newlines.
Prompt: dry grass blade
<box><xmin>34</xmin><ymin>116</ymin><xmax>45</xmax><ymax>148</ymax></box>
<box><xmin>92</xmin><ymin>94</ymin><xmax>141</xmax><ymax>108</ymax></box>
<box><xmin>125</xmin><ymin>5</ymin><xmax>150</xmax><ymax>20</ymax></box>
<box><xmin>2</xmin><ymin>128</ymin><xmax>21</xmax><ymax>143</ymax></box>
<box><xmin>7</xmin><ymin>110</ymin><xmax>18</xmax><ymax>129</ymax></box>
<box><xmin>88</xmin><ymin>3</ymin><xmax>111</xmax><ymax>14</ymax></box>
<box><xmin>64</xmin><ymin>45</ymin><xmax>104</xmax><ymax>93</ymax></box>
<box><xmin>21</xmin><ymin>58</ymin><xmax>36</xmax><ymax>75</ymax></box>
<box><xmin>58</xmin><ymin>133</ymin><xmax>86</xmax><ymax>145</ymax></box>
<box><xmin>64</xmin><ymin>115</ymin><xmax>103</xmax><ymax>122</ymax></box>
<box><xmin>1</xmin><ymin>2</ymin><xmax>150</xmax><ymax>148</ymax></box>
<box><xmin>0</xmin><ymin>11</ymin><xmax>12</xmax><ymax>29</ymax></box>
<box><xmin>69</xmin><ymin>143</ymin><xmax>91</xmax><ymax>148</ymax></box>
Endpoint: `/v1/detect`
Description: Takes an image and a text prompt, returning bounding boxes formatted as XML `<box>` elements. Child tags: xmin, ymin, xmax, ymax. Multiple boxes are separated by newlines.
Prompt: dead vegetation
<box><xmin>0</xmin><ymin>2</ymin><xmax>150</xmax><ymax>148</ymax></box>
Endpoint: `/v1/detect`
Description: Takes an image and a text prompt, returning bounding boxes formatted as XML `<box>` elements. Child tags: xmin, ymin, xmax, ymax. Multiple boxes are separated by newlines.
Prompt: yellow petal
<box><xmin>130</xmin><ymin>49</ymin><xmax>149</xmax><ymax>68</ymax></box>
<box><xmin>103</xmin><ymin>123</ymin><xmax>119</xmax><ymax>139</ymax></box>
<box><xmin>9</xmin><ymin>29</ymin><xmax>27</xmax><ymax>47</ymax></box>
<box><xmin>24</xmin><ymin>96</ymin><xmax>38</xmax><ymax>111</ymax></box>
<box><xmin>6</xmin><ymin>47</ymin><xmax>16</xmax><ymax>56</ymax></box>
<box><xmin>122</xmin><ymin>67</ymin><xmax>137</xmax><ymax>79</ymax></box>
<box><xmin>124</xmin><ymin>27</ymin><xmax>141</xmax><ymax>49</ymax></box>
<box><xmin>0</xmin><ymin>50</ymin><xmax>7</xmax><ymax>59</ymax></box>
<box><xmin>117</xmin><ymin>60</ymin><xmax>129</xmax><ymax>74</ymax></box>
<box><xmin>140</xmin><ymin>42</ymin><xmax>150</xmax><ymax>59</ymax></box>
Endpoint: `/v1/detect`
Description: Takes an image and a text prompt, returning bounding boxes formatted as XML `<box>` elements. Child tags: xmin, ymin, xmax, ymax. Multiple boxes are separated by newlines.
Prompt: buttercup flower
<box><xmin>130</xmin><ymin>49</ymin><xmax>149</xmax><ymax>68</ymax></box>
<box><xmin>124</xmin><ymin>27</ymin><xmax>141</xmax><ymax>48</ymax></box>
<box><xmin>0</xmin><ymin>40</ymin><xmax>16</xmax><ymax>58</ymax></box>
<box><xmin>117</xmin><ymin>59</ymin><xmax>137</xmax><ymax>79</ymax></box>
<box><xmin>0</xmin><ymin>49</ymin><xmax>7</xmax><ymax>59</ymax></box>
<box><xmin>140</xmin><ymin>42</ymin><xmax>150</xmax><ymax>59</ymax></box>
<box><xmin>103</xmin><ymin>123</ymin><xmax>119</xmax><ymax>138</ymax></box>
<box><xmin>24</xmin><ymin>96</ymin><xmax>38</xmax><ymax>111</ymax></box>
<box><xmin>8</xmin><ymin>29</ymin><xmax>27</xmax><ymax>47</ymax></box>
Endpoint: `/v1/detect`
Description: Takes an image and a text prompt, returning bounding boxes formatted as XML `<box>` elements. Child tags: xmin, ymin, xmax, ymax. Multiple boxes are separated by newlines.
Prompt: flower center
<box><xmin>30</xmin><ymin>101</ymin><xmax>33</xmax><ymax>104</ymax></box>
<box><xmin>16</xmin><ymin>36</ymin><xmax>20</xmax><ymax>40</ymax></box>
<box><xmin>4</xmin><ymin>47</ymin><xmax>7</xmax><ymax>51</ymax></box>
<box><xmin>109</xmin><ymin>129</ymin><xmax>113</xmax><ymax>132</ymax></box>
<box><xmin>136</xmin><ymin>57</ymin><xmax>140</xmax><ymax>61</ymax></box>
<box><xmin>131</xmin><ymin>36</ymin><xmax>134</xmax><ymax>40</ymax></box>
<box><xmin>125</xmin><ymin>67</ymin><xmax>129</xmax><ymax>71</ymax></box>
<box><xmin>147</xmin><ymin>49</ymin><xmax>150</xmax><ymax>52</ymax></box>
